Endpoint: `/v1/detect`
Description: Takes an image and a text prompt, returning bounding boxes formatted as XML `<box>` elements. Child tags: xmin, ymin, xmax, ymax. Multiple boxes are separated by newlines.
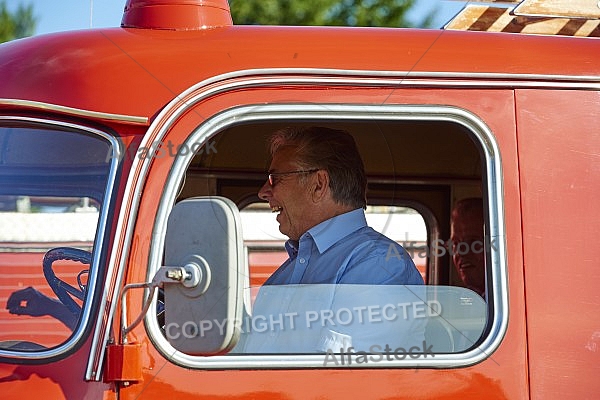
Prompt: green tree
<box><xmin>230</xmin><ymin>0</ymin><xmax>435</xmax><ymax>28</ymax></box>
<box><xmin>0</xmin><ymin>1</ymin><xmax>36</xmax><ymax>43</ymax></box>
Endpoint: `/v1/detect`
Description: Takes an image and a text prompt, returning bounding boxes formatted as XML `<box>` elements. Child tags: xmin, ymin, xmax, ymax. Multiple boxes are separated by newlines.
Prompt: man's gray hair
<box><xmin>269</xmin><ymin>126</ymin><xmax>367</xmax><ymax>209</ymax></box>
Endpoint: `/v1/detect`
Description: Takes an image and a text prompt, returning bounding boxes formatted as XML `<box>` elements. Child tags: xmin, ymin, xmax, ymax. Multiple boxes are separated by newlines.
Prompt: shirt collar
<box><xmin>284</xmin><ymin>239</ymin><xmax>299</xmax><ymax>258</ymax></box>
<box><xmin>305</xmin><ymin>208</ymin><xmax>367</xmax><ymax>253</ymax></box>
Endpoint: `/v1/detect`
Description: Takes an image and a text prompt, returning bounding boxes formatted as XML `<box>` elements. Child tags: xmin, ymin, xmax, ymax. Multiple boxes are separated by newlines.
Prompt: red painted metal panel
<box><xmin>517</xmin><ymin>89</ymin><xmax>600</xmax><ymax>399</ymax></box>
<box><xmin>0</xmin><ymin>340</ymin><xmax>115</xmax><ymax>399</ymax></box>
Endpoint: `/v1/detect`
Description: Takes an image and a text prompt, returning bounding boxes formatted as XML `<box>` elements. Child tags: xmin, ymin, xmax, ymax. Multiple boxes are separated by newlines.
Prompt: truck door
<box><xmin>104</xmin><ymin>72</ymin><xmax>527</xmax><ymax>399</ymax></box>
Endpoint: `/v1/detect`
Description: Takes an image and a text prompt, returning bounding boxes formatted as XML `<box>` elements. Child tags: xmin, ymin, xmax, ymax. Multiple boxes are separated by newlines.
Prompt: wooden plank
<box><xmin>445</xmin><ymin>4</ymin><xmax>600</xmax><ymax>37</ymax></box>
<box><xmin>514</xmin><ymin>0</ymin><xmax>600</xmax><ymax>19</ymax></box>
<box><xmin>445</xmin><ymin>4</ymin><xmax>505</xmax><ymax>31</ymax></box>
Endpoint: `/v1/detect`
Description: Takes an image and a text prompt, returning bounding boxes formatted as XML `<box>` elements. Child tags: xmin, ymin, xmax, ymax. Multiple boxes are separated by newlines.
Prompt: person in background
<box><xmin>450</xmin><ymin>197</ymin><xmax>486</xmax><ymax>297</ymax></box>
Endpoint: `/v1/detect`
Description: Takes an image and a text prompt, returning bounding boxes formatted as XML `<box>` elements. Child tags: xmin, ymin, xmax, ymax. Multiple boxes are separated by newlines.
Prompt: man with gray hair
<box><xmin>236</xmin><ymin>126</ymin><xmax>425</xmax><ymax>354</ymax></box>
<box><xmin>258</xmin><ymin>126</ymin><xmax>423</xmax><ymax>285</ymax></box>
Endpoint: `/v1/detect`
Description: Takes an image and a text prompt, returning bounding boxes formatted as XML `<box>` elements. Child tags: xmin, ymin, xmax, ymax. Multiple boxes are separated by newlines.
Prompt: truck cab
<box><xmin>0</xmin><ymin>1</ymin><xmax>599</xmax><ymax>398</ymax></box>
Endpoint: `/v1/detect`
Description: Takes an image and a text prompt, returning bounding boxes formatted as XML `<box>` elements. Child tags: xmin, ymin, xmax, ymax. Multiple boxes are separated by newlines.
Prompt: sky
<box><xmin>4</xmin><ymin>0</ymin><xmax>468</xmax><ymax>36</ymax></box>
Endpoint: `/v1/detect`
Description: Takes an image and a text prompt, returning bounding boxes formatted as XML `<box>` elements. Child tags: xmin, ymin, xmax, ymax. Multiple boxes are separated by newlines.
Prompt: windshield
<box><xmin>0</xmin><ymin>119</ymin><xmax>115</xmax><ymax>352</ymax></box>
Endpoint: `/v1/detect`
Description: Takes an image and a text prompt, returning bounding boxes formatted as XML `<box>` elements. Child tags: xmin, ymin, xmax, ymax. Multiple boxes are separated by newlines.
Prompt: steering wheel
<box><xmin>42</xmin><ymin>247</ymin><xmax>92</xmax><ymax>315</ymax></box>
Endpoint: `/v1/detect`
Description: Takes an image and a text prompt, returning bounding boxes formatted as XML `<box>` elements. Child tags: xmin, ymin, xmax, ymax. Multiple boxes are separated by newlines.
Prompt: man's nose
<box><xmin>258</xmin><ymin>180</ymin><xmax>272</xmax><ymax>200</ymax></box>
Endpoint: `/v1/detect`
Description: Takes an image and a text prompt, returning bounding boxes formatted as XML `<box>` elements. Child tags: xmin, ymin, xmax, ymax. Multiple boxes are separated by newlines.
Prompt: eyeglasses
<box><xmin>268</xmin><ymin>169</ymin><xmax>319</xmax><ymax>186</ymax></box>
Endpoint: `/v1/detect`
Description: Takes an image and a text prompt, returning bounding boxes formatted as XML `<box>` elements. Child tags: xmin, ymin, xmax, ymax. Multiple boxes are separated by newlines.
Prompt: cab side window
<box><xmin>153</xmin><ymin>109</ymin><xmax>502</xmax><ymax>366</ymax></box>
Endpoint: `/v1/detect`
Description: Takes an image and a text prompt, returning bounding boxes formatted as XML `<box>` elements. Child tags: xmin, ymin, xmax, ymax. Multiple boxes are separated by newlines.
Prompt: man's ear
<box><xmin>311</xmin><ymin>169</ymin><xmax>329</xmax><ymax>203</ymax></box>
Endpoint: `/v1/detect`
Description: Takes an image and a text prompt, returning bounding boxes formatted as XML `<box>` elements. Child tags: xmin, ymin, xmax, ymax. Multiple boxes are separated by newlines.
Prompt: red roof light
<box><xmin>121</xmin><ymin>0</ymin><xmax>233</xmax><ymax>30</ymax></box>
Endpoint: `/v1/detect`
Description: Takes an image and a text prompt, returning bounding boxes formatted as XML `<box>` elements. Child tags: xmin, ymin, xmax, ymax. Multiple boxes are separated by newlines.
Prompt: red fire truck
<box><xmin>1</xmin><ymin>0</ymin><xmax>599</xmax><ymax>398</ymax></box>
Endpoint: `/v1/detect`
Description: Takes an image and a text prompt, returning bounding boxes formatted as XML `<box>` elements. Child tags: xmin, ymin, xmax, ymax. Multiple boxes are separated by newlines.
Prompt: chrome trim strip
<box><xmin>0</xmin><ymin>99</ymin><xmax>149</xmax><ymax>125</ymax></box>
<box><xmin>158</xmin><ymin>68</ymin><xmax>600</xmax><ymax>89</ymax></box>
<box><xmin>0</xmin><ymin>116</ymin><xmax>121</xmax><ymax>361</ymax></box>
<box><xmin>88</xmin><ymin>67</ymin><xmax>534</xmax><ymax>378</ymax></box>
<box><xmin>143</xmin><ymin>103</ymin><xmax>507</xmax><ymax>369</ymax></box>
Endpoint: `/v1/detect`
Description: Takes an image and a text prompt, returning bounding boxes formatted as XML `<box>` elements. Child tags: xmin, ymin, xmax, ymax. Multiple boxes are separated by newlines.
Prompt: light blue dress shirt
<box><xmin>236</xmin><ymin>209</ymin><xmax>426</xmax><ymax>353</ymax></box>
<box><xmin>264</xmin><ymin>208</ymin><xmax>424</xmax><ymax>286</ymax></box>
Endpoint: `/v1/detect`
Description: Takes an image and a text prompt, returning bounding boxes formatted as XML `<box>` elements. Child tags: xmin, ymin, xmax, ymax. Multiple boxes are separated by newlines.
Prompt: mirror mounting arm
<box><xmin>120</xmin><ymin>263</ymin><xmax>206</xmax><ymax>344</ymax></box>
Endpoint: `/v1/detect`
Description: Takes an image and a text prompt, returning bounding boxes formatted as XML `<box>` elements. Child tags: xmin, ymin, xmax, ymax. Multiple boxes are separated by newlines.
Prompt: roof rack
<box><xmin>445</xmin><ymin>0</ymin><xmax>600</xmax><ymax>37</ymax></box>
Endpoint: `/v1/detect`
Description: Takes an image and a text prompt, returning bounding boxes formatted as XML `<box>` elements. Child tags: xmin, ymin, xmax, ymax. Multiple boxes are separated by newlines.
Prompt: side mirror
<box><xmin>162</xmin><ymin>196</ymin><xmax>245</xmax><ymax>355</ymax></box>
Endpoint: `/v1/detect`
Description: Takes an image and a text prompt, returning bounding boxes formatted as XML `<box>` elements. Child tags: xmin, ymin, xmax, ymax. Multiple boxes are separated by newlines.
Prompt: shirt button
<box><xmin>299</xmin><ymin>258</ymin><xmax>306</xmax><ymax>263</ymax></box>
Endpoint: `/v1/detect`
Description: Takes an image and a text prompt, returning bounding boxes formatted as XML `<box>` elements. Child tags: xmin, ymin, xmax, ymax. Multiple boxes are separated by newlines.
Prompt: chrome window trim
<box><xmin>144</xmin><ymin>67</ymin><xmax>600</xmax><ymax>90</ymax></box>
<box><xmin>143</xmin><ymin>103</ymin><xmax>507</xmax><ymax>370</ymax></box>
<box><xmin>0</xmin><ymin>99</ymin><xmax>148</xmax><ymax>125</ymax></box>
<box><xmin>0</xmin><ymin>116</ymin><xmax>121</xmax><ymax>360</ymax></box>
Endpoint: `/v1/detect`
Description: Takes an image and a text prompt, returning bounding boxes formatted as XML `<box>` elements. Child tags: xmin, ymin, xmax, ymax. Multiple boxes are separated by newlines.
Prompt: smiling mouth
<box><xmin>271</xmin><ymin>206</ymin><xmax>283</xmax><ymax>213</ymax></box>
